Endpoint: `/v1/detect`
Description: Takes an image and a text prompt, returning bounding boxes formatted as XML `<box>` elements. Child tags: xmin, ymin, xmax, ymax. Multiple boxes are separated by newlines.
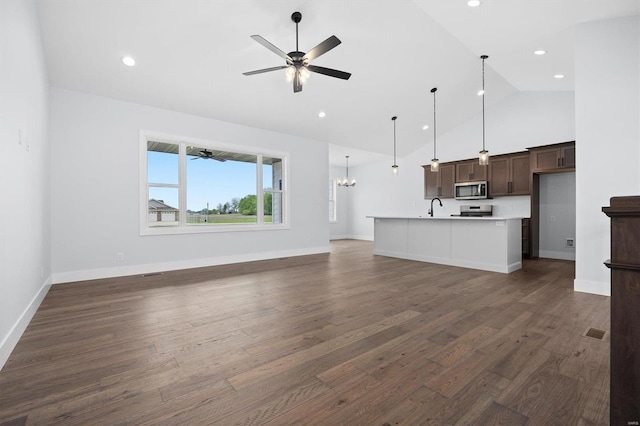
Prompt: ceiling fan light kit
<box><xmin>243</xmin><ymin>11</ymin><xmax>352</xmax><ymax>93</ymax></box>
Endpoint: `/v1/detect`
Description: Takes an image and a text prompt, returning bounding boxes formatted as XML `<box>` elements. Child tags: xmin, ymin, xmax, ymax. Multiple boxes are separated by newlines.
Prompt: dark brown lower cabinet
<box><xmin>522</xmin><ymin>218</ymin><xmax>530</xmax><ymax>258</ymax></box>
<box><xmin>603</xmin><ymin>196</ymin><xmax>640</xmax><ymax>425</ymax></box>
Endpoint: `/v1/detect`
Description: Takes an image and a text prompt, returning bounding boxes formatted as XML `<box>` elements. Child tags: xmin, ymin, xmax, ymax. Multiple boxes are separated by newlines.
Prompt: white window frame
<box><xmin>329</xmin><ymin>179</ymin><xmax>337</xmax><ymax>223</ymax></box>
<box><xmin>139</xmin><ymin>130</ymin><xmax>290</xmax><ymax>236</ymax></box>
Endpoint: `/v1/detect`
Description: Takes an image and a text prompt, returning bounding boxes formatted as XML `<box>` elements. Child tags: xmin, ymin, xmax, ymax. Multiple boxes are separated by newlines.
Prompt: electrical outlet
<box><xmin>566</xmin><ymin>238</ymin><xmax>574</xmax><ymax>248</ymax></box>
<box><xmin>116</xmin><ymin>252</ymin><xmax>124</xmax><ymax>262</ymax></box>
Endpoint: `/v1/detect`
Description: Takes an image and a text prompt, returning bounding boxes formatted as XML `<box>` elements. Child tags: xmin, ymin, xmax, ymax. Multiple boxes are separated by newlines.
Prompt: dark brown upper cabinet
<box><xmin>489</xmin><ymin>152</ymin><xmax>530</xmax><ymax>196</ymax></box>
<box><xmin>423</xmin><ymin>163</ymin><xmax>455</xmax><ymax>199</ymax></box>
<box><xmin>455</xmin><ymin>160</ymin><xmax>487</xmax><ymax>182</ymax></box>
<box><xmin>529</xmin><ymin>141</ymin><xmax>575</xmax><ymax>172</ymax></box>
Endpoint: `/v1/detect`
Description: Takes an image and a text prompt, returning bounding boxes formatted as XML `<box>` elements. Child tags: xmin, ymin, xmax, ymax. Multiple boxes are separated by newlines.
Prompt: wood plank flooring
<box><xmin>0</xmin><ymin>240</ymin><xmax>610</xmax><ymax>425</ymax></box>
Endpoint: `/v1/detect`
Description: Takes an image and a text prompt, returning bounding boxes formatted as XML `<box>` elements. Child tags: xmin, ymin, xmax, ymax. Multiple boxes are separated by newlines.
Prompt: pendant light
<box><xmin>479</xmin><ymin>55</ymin><xmax>489</xmax><ymax>166</ymax></box>
<box><xmin>430</xmin><ymin>87</ymin><xmax>439</xmax><ymax>172</ymax></box>
<box><xmin>337</xmin><ymin>155</ymin><xmax>356</xmax><ymax>187</ymax></box>
<box><xmin>391</xmin><ymin>116</ymin><xmax>398</xmax><ymax>174</ymax></box>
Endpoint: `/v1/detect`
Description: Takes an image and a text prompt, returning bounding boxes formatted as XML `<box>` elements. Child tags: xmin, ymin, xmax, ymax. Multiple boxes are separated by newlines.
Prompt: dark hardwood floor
<box><xmin>0</xmin><ymin>240</ymin><xmax>610</xmax><ymax>425</ymax></box>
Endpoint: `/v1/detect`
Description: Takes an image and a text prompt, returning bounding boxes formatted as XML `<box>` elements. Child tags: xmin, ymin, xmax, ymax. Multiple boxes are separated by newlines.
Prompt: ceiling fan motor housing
<box><xmin>287</xmin><ymin>51</ymin><xmax>306</xmax><ymax>67</ymax></box>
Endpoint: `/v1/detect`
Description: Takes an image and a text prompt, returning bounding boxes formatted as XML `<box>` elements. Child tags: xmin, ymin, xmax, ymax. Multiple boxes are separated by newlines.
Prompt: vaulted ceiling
<box><xmin>37</xmin><ymin>0</ymin><xmax>638</xmax><ymax>165</ymax></box>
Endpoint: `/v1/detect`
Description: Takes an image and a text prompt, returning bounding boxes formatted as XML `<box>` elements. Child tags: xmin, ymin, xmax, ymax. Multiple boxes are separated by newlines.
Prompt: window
<box><xmin>140</xmin><ymin>131</ymin><xmax>288</xmax><ymax>235</ymax></box>
<box><xmin>147</xmin><ymin>141</ymin><xmax>180</xmax><ymax>228</ymax></box>
<box><xmin>263</xmin><ymin>156</ymin><xmax>284</xmax><ymax>224</ymax></box>
<box><xmin>329</xmin><ymin>179</ymin><xmax>337</xmax><ymax>222</ymax></box>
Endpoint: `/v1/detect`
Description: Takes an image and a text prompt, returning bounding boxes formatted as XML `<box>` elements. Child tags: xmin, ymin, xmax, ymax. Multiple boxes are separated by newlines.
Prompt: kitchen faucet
<box><xmin>429</xmin><ymin>197</ymin><xmax>443</xmax><ymax>217</ymax></box>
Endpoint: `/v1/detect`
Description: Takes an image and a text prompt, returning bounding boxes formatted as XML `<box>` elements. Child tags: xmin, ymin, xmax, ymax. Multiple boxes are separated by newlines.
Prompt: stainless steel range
<box><xmin>451</xmin><ymin>205</ymin><xmax>493</xmax><ymax>217</ymax></box>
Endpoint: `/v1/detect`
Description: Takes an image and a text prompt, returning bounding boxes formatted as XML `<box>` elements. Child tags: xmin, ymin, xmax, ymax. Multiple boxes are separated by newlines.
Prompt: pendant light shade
<box><xmin>479</xmin><ymin>55</ymin><xmax>489</xmax><ymax>166</ymax></box>
<box><xmin>391</xmin><ymin>116</ymin><xmax>398</xmax><ymax>174</ymax></box>
<box><xmin>337</xmin><ymin>155</ymin><xmax>356</xmax><ymax>187</ymax></box>
<box><xmin>430</xmin><ymin>87</ymin><xmax>439</xmax><ymax>172</ymax></box>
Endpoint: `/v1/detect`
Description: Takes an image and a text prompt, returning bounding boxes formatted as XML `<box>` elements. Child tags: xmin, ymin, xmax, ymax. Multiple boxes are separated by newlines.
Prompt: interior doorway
<box><xmin>538</xmin><ymin>172</ymin><xmax>576</xmax><ymax>260</ymax></box>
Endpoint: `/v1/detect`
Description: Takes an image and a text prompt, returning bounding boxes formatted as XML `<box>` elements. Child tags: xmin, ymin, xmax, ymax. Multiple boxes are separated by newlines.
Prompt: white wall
<box><xmin>574</xmin><ymin>17</ymin><xmax>640</xmax><ymax>295</ymax></box>
<box><xmin>574</xmin><ymin>16</ymin><xmax>640</xmax><ymax>296</ymax></box>
<box><xmin>329</xmin><ymin>165</ymin><xmax>350</xmax><ymax>240</ymax></box>
<box><xmin>0</xmin><ymin>0</ymin><xmax>51</xmax><ymax>369</ymax></box>
<box><xmin>347</xmin><ymin>91</ymin><xmax>575</xmax><ymax>240</ymax></box>
<box><xmin>50</xmin><ymin>89</ymin><xmax>330</xmax><ymax>283</ymax></box>
<box><xmin>539</xmin><ymin>173</ymin><xmax>576</xmax><ymax>261</ymax></box>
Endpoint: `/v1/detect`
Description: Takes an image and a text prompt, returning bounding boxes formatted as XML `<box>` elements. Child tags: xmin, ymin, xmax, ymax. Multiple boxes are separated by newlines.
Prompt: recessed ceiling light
<box><xmin>318</xmin><ymin>111</ymin><xmax>326</xmax><ymax>118</ymax></box>
<box><xmin>468</xmin><ymin>0</ymin><xmax>481</xmax><ymax>7</ymax></box>
<box><xmin>477</xmin><ymin>89</ymin><xmax>485</xmax><ymax>96</ymax></box>
<box><xmin>554</xmin><ymin>74</ymin><xmax>565</xmax><ymax>79</ymax></box>
<box><xmin>122</xmin><ymin>56</ymin><xmax>136</xmax><ymax>67</ymax></box>
<box><xmin>422</xmin><ymin>125</ymin><xmax>429</xmax><ymax>130</ymax></box>
<box><xmin>534</xmin><ymin>50</ymin><xmax>547</xmax><ymax>55</ymax></box>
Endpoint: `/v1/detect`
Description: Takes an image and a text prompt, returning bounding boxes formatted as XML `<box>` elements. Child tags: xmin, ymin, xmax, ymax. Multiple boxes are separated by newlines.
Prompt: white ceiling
<box><xmin>37</xmin><ymin>0</ymin><xmax>638</xmax><ymax>166</ymax></box>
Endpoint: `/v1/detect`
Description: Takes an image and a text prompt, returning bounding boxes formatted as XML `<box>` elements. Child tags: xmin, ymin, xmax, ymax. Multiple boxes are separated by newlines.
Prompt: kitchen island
<box><xmin>368</xmin><ymin>216</ymin><xmax>524</xmax><ymax>273</ymax></box>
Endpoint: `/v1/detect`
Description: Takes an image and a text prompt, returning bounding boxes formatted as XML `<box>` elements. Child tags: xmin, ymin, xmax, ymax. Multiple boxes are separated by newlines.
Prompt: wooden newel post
<box><xmin>603</xmin><ymin>196</ymin><xmax>640</xmax><ymax>425</ymax></box>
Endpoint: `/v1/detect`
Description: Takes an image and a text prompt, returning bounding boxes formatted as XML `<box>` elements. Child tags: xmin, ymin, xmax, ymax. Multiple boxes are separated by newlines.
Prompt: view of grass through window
<box><xmin>147</xmin><ymin>141</ymin><xmax>283</xmax><ymax>228</ymax></box>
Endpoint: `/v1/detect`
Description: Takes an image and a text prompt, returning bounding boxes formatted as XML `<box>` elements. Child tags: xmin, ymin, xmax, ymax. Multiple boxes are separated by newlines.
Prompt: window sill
<box><xmin>141</xmin><ymin>223</ymin><xmax>291</xmax><ymax>236</ymax></box>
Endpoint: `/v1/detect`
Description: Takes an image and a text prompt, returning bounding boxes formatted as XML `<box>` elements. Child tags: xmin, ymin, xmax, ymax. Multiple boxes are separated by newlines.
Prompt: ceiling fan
<box><xmin>191</xmin><ymin>149</ymin><xmax>226</xmax><ymax>162</ymax></box>
<box><xmin>243</xmin><ymin>11</ymin><xmax>351</xmax><ymax>93</ymax></box>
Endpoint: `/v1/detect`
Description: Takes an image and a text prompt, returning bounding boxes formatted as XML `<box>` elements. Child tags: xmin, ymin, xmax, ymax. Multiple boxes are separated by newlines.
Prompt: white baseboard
<box><xmin>330</xmin><ymin>235</ymin><xmax>373</xmax><ymax>241</ymax></box>
<box><xmin>0</xmin><ymin>276</ymin><xmax>52</xmax><ymax>371</ymax></box>
<box><xmin>373</xmin><ymin>249</ymin><xmax>520</xmax><ymax>274</ymax></box>
<box><xmin>349</xmin><ymin>234</ymin><xmax>374</xmax><ymax>242</ymax></box>
<box><xmin>539</xmin><ymin>250</ymin><xmax>576</xmax><ymax>261</ymax></box>
<box><xmin>574</xmin><ymin>278</ymin><xmax>610</xmax><ymax>296</ymax></box>
<box><xmin>329</xmin><ymin>234</ymin><xmax>350</xmax><ymax>240</ymax></box>
<box><xmin>51</xmin><ymin>246</ymin><xmax>330</xmax><ymax>284</ymax></box>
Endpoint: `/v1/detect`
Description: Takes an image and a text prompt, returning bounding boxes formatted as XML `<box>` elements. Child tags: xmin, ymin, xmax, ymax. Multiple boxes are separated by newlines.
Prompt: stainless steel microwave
<box><xmin>454</xmin><ymin>181</ymin><xmax>488</xmax><ymax>200</ymax></box>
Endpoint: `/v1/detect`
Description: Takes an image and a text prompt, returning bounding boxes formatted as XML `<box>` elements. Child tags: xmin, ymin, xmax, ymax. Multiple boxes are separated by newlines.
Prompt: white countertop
<box><xmin>367</xmin><ymin>215</ymin><xmax>527</xmax><ymax>221</ymax></box>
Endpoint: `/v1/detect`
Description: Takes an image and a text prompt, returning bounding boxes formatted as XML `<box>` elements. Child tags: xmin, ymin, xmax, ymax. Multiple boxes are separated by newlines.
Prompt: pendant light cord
<box><xmin>345</xmin><ymin>155</ymin><xmax>349</xmax><ymax>179</ymax></box>
<box><xmin>432</xmin><ymin>87</ymin><xmax>437</xmax><ymax>159</ymax></box>
<box><xmin>481</xmin><ymin>55</ymin><xmax>487</xmax><ymax>152</ymax></box>
<box><xmin>392</xmin><ymin>116</ymin><xmax>397</xmax><ymax>165</ymax></box>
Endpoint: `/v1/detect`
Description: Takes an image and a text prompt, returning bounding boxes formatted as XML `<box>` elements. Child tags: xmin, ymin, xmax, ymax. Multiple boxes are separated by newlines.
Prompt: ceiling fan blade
<box><xmin>293</xmin><ymin>72</ymin><xmax>303</xmax><ymax>93</ymax></box>
<box><xmin>250</xmin><ymin>35</ymin><xmax>292</xmax><ymax>61</ymax></box>
<box><xmin>303</xmin><ymin>35</ymin><xmax>341</xmax><ymax>62</ymax></box>
<box><xmin>243</xmin><ymin>65</ymin><xmax>288</xmax><ymax>76</ymax></box>
<box><xmin>307</xmin><ymin>65</ymin><xmax>351</xmax><ymax>80</ymax></box>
